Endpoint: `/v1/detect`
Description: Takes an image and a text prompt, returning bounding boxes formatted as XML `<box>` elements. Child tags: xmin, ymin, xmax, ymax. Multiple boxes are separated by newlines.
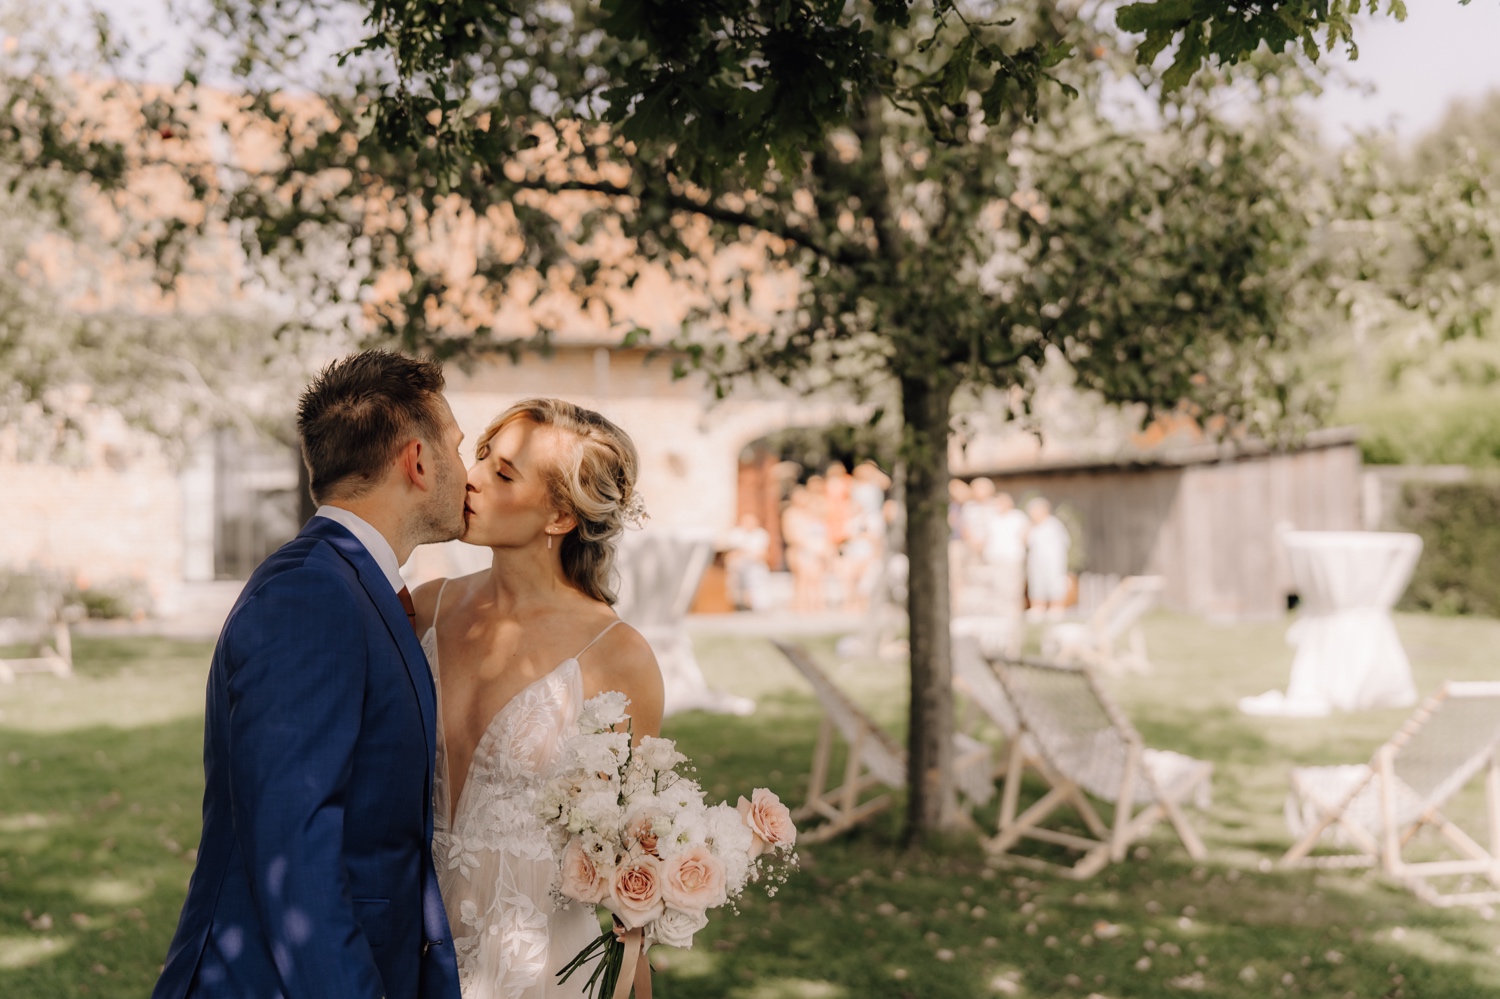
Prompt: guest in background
<box><xmin>824</xmin><ymin>462</ymin><xmax>854</xmax><ymax>552</ymax></box>
<box><xmin>982</xmin><ymin>491</ymin><xmax>1031</xmax><ymax>623</ymax></box>
<box><xmin>954</xmin><ymin>477</ymin><xmax>997</xmax><ymax>617</ymax></box>
<box><xmin>724</xmin><ymin>513</ymin><xmax>772</xmax><ymax>611</ymax></box>
<box><xmin>947</xmin><ymin>478</ymin><xmax>976</xmax><ymax>614</ymax></box>
<box><xmin>783</xmin><ymin>486</ymin><xmax>829</xmax><ymax>612</ymax></box>
<box><xmin>843</xmin><ymin>462</ymin><xmax>893</xmax><ymax>615</ymax></box>
<box><xmin>1025</xmin><ymin>497</ymin><xmax>1072</xmax><ymax>622</ymax></box>
<box><xmin>961</xmin><ymin>477</ymin><xmax>996</xmax><ymax>554</ymax></box>
<box><xmin>850</xmin><ymin>461</ymin><xmax>890</xmax><ymax>521</ymax></box>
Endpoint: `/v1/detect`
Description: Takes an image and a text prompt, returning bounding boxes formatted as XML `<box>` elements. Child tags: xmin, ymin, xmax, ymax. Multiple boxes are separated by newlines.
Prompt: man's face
<box><xmin>419</xmin><ymin>397</ymin><xmax>468</xmax><ymax>543</ymax></box>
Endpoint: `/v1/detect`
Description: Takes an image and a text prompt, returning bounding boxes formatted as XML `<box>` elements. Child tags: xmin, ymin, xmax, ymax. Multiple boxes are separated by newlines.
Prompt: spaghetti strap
<box><xmin>432</xmin><ymin>578</ymin><xmax>452</xmax><ymax>628</ymax></box>
<box><xmin>575</xmin><ymin>619</ymin><xmax>624</xmax><ymax>660</ymax></box>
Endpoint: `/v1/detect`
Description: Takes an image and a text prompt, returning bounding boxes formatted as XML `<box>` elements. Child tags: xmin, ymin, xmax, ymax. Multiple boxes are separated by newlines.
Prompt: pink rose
<box><xmin>660</xmin><ymin>847</ymin><xmax>728</xmax><ymax>915</ymax></box>
<box><xmin>737</xmin><ymin>788</ymin><xmax>797</xmax><ymax>858</ymax></box>
<box><xmin>559</xmin><ymin>838</ymin><xmax>609</xmax><ymax>905</ymax></box>
<box><xmin>609</xmin><ymin>855</ymin><xmax>666</xmax><ymax>929</ymax></box>
<box><xmin>627</xmin><ymin>812</ymin><xmax>663</xmax><ymax>857</ymax></box>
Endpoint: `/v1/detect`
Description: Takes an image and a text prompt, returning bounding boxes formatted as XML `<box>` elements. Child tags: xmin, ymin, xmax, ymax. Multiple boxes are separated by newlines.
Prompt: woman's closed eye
<box><xmin>496</xmin><ymin>470</ymin><xmax>512</xmax><ymax>482</ymax></box>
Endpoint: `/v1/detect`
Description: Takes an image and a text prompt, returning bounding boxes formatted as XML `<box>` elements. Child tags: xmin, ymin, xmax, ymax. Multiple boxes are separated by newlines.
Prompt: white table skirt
<box><xmin>616</xmin><ymin>532</ymin><xmax>755</xmax><ymax>718</ymax></box>
<box><xmin>1240</xmin><ymin>531</ymin><xmax>1422</xmax><ymax>718</ymax></box>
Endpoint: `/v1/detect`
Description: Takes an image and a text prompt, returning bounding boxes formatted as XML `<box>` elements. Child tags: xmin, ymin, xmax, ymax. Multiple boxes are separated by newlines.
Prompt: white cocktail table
<box><xmin>1239</xmin><ymin>530</ymin><xmax>1422</xmax><ymax>717</ymax></box>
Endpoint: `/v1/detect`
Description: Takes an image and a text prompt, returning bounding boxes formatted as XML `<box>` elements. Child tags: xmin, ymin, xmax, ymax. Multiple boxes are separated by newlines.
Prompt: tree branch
<box><xmin>503</xmin><ymin>173</ymin><xmax>868</xmax><ymax>266</ymax></box>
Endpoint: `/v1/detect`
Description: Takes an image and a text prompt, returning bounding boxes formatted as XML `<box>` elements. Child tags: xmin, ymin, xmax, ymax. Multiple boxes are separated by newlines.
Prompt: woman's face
<box><xmin>462</xmin><ymin>417</ymin><xmax>572</xmax><ymax>548</ymax></box>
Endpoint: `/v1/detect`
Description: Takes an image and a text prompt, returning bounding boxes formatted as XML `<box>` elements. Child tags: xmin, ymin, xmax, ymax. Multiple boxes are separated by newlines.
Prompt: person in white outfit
<box><xmin>1025</xmin><ymin>497</ymin><xmax>1072</xmax><ymax>622</ymax></box>
<box><xmin>724</xmin><ymin>512</ymin><xmax>772</xmax><ymax>610</ymax></box>
<box><xmin>982</xmin><ymin>491</ymin><xmax>1031</xmax><ymax>623</ymax></box>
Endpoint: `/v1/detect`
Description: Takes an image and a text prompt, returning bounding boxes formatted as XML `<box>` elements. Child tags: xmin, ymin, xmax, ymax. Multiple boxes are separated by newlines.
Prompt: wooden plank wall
<box><xmin>984</xmin><ymin>442</ymin><xmax>1362</xmax><ymax>621</ymax></box>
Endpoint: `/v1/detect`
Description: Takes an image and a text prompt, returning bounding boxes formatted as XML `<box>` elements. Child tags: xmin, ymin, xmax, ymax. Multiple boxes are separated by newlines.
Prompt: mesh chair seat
<box><xmin>1042</xmin><ymin>731</ymin><xmax>1211</xmax><ymax>808</ymax></box>
<box><xmin>1144</xmin><ymin>749</ymin><xmax>1214</xmax><ymax>811</ymax></box>
<box><xmin>1280</xmin><ymin>681</ymin><xmax>1500</xmax><ymax>906</ymax></box>
<box><xmin>987</xmin><ymin>656</ymin><xmax>1213</xmax><ymax>877</ymax></box>
<box><xmin>1286</xmin><ymin>764</ymin><xmax>1425</xmax><ymax>842</ymax></box>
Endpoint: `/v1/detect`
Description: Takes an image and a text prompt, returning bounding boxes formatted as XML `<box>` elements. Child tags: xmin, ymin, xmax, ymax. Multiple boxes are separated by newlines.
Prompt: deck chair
<box><xmin>771</xmin><ymin>640</ymin><xmax>994</xmax><ymax>843</ymax></box>
<box><xmin>987</xmin><ymin>656</ymin><xmax>1213</xmax><ymax>879</ymax></box>
<box><xmin>952</xmin><ymin>630</ymin><xmax>1029</xmax><ymax>759</ymax></box>
<box><xmin>0</xmin><ymin>618</ymin><xmax>73</xmax><ymax>683</ymax></box>
<box><xmin>1280</xmin><ymin>681</ymin><xmax>1500</xmax><ymax>907</ymax></box>
<box><xmin>1042</xmin><ymin>575</ymin><xmax>1164</xmax><ymax>674</ymax></box>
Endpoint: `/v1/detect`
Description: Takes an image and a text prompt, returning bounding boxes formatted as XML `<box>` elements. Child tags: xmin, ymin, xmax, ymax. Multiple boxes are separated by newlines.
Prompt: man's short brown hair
<box><xmin>297</xmin><ymin>350</ymin><xmax>448</xmax><ymax>504</ymax></box>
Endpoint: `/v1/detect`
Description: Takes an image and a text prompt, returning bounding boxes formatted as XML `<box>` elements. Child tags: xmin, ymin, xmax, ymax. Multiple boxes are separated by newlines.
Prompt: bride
<box><xmin>412</xmin><ymin>398</ymin><xmax>663</xmax><ymax>999</ymax></box>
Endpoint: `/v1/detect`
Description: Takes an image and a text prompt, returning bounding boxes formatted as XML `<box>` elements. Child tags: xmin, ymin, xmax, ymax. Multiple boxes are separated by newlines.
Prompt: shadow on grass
<box><xmin>0</xmin><ymin>717</ymin><xmax>205</xmax><ymax>998</ymax></box>
<box><xmin>4</xmin><ymin>630</ymin><xmax>1500</xmax><ymax>999</ymax></box>
<box><xmin>660</xmin><ymin>704</ymin><xmax>1500</xmax><ymax>999</ymax></box>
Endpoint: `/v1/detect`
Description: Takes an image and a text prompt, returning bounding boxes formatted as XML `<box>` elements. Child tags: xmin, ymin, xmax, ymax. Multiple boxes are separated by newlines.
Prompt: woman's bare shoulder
<box><xmin>411</xmin><ymin>571</ymin><xmax>484</xmax><ymax>626</ymax></box>
<box><xmin>580</xmin><ymin>619</ymin><xmax>663</xmax><ymax>722</ymax></box>
<box><xmin>587</xmin><ymin>619</ymin><xmax>657</xmax><ymax>673</ymax></box>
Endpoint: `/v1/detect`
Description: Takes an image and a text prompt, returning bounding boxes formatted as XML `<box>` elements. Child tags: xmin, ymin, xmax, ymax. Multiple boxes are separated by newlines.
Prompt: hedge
<box><xmin>1394</xmin><ymin>480</ymin><xmax>1500</xmax><ymax>616</ymax></box>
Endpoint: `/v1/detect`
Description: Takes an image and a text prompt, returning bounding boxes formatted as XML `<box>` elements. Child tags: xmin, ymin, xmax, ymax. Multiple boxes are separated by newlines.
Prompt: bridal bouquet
<box><xmin>537</xmin><ymin>691</ymin><xmax>798</xmax><ymax>998</ymax></box>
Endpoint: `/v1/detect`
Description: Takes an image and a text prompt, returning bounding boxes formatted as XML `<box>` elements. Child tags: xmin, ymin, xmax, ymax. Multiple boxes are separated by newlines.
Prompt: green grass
<box><xmin>5</xmin><ymin>617</ymin><xmax>1500</xmax><ymax>997</ymax></box>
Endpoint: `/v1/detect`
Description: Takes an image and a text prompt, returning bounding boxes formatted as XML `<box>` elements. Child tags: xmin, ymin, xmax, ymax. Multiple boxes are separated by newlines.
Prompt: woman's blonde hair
<box><xmin>475</xmin><ymin>398</ymin><xmax>642</xmax><ymax>605</ymax></box>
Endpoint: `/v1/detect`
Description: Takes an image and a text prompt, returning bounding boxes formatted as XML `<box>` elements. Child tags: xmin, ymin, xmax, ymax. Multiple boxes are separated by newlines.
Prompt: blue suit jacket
<box><xmin>153</xmin><ymin>517</ymin><xmax>461</xmax><ymax>999</ymax></box>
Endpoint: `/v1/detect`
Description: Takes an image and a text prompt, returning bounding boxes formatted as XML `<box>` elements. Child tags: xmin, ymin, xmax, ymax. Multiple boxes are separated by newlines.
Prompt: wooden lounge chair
<box><xmin>951</xmin><ymin>629</ymin><xmax>1025</xmax><ymax>754</ymax></box>
<box><xmin>1042</xmin><ymin>575</ymin><xmax>1164</xmax><ymax>674</ymax></box>
<box><xmin>987</xmin><ymin>656</ymin><xmax>1213</xmax><ymax>879</ymax></box>
<box><xmin>0</xmin><ymin>617</ymin><xmax>73</xmax><ymax>683</ymax></box>
<box><xmin>771</xmin><ymin>640</ymin><xmax>993</xmax><ymax>843</ymax></box>
<box><xmin>1280</xmin><ymin>681</ymin><xmax>1500</xmax><ymax>907</ymax></box>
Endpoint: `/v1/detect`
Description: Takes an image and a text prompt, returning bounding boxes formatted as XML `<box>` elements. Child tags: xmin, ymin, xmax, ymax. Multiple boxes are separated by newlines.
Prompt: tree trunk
<box><xmin>899</xmin><ymin>372</ymin><xmax>957</xmax><ymax>844</ymax></box>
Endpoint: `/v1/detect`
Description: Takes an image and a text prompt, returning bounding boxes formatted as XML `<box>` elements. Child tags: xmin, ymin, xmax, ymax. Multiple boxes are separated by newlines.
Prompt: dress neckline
<box><xmin>426</xmin><ymin>626</ymin><xmax>583</xmax><ymax>829</ymax></box>
<box><xmin>424</xmin><ymin>578</ymin><xmax>623</xmax><ymax>828</ymax></box>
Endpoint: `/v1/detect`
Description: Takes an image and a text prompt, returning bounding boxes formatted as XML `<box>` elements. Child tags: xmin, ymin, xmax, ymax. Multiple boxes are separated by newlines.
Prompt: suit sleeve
<box><xmin>222</xmin><ymin>566</ymin><xmax>383</xmax><ymax>999</ymax></box>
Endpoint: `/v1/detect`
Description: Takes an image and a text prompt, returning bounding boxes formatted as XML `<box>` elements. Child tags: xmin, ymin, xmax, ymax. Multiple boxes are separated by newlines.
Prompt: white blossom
<box><xmin>578</xmin><ymin>691</ymin><xmax>630</xmax><ymax>732</ymax></box>
<box><xmin>636</xmin><ymin>736</ymin><xmax>686</xmax><ymax>773</ymax></box>
<box><xmin>649</xmin><ymin>907</ymin><xmax>710</xmax><ymax>949</ymax></box>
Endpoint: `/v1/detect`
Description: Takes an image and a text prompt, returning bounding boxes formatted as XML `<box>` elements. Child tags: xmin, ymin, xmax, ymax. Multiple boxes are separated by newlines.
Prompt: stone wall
<box><xmin>0</xmin><ymin>416</ymin><xmax>189</xmax><ymax>615</ymax></box>
<box><xmin>3</xmin><ymin>349</ymin><xmax>868</xmax><ymax>602</ymax></box>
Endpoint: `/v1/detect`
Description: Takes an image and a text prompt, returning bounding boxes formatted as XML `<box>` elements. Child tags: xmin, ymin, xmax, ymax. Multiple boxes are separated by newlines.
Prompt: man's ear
<box><xmin>398</xmin><ymin>438</ymin><xmax>426</xmax><ymax>489</ymax></box>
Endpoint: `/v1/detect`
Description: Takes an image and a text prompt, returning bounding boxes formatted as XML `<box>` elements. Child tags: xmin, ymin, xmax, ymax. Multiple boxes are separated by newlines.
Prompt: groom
<box><xmin>154</xmin><ymin>351</ymin><xmax>468</xmax><ymax>999</ymax></box>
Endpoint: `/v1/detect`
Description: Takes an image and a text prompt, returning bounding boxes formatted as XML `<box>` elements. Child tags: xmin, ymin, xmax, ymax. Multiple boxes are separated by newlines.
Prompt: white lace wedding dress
<box><xmin>424</xmin><ymin>582</ymin><xmax>619</xmax><ymax>999</ymax></box>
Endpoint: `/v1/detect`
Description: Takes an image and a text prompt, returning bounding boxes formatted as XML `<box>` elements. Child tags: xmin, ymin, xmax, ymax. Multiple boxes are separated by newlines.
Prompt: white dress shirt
<box><xmin>314</xmin><ymin>504</ymin><xmax>406</xmax><ymax>592</ymax></box>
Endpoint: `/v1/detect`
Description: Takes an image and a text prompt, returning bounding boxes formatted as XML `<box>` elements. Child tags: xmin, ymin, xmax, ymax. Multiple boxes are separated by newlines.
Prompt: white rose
<box><xmin>636</xmin><ymin>736</ymin><xmax>686</xmax><ymax>773</ymax></box>
<box><xmin>579</xmin><ymin>691</ymin><xmax>630</xmax><ymax>731</ymax></box>
<box><xmin>649</xmin><ymin>907</ymin><xmax>710</xmax><ymax>949</ymax></box>
<box><xmin>705</xmin><ymin>804</ymin><xmax>754</xmax><ymax>889</ymax></box>
<box><xmin>567</xmin><ymin>732</ymin><xmax>630</xmax><ymax>774</ymax></box>
<box><xmin>655</xmin><ymin>776</ymin><xmax>705</xmax><ymax>813</ymax></box>
<box><xmin>571</xmin><ymin>789</ymin><xmax>625</xmax><ymax>836</ymax></box>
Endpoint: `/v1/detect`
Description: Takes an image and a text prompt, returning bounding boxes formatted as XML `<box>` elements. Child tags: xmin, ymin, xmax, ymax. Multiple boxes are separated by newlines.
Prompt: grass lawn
<box><xmin>4</xmin><ymin>613</ymin><xmax>1500</xmax><ymax>997</ymax></box>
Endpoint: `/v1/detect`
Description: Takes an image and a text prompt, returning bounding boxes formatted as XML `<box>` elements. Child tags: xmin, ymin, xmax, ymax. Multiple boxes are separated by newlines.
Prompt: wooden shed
<box><xmin>977</xmin><ymin>428</ymin><xmax>1363</xmax><ymax>621</ymax></box>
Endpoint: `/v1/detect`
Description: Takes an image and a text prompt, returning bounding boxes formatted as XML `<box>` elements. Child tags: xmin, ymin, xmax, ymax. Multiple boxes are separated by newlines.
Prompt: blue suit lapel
<box><xmin>299</xmin><ymin>517</ymin><xmax>437</xmax><ymax>773</ymax></box>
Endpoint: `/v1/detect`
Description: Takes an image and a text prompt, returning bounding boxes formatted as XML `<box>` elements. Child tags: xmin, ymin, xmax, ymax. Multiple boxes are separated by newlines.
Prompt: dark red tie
<box><xmin>398</xmin><ymin>586</ymin><xmax>418</xmax><ymax>636</ymax></box>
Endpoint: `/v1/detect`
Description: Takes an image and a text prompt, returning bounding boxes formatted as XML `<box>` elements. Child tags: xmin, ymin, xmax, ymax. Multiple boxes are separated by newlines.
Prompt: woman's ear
<box><xmin>548</xmin><ymin>509</ymin><xmax>579</xmax><ymax>536</ymax></box>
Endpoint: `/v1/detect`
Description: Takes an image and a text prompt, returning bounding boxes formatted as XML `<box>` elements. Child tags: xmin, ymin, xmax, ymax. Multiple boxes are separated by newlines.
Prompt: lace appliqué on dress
<box><xmin>427</xmin><ymin>627</ymin><xmax>594</xmax><ymax>999</ymax></box>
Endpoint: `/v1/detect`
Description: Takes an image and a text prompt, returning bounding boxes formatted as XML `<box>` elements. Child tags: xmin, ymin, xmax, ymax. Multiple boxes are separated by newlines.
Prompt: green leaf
<box><xmin>939</xmin><ymin>35</ymin><xmax>976</xmax><ymax>106</ymax></box>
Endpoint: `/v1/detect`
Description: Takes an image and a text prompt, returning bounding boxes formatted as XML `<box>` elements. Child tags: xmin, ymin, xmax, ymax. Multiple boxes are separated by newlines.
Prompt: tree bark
<box><xmin>900</xmin><ymin>372</ymin><xmax>957</xmax><ymax>844</ymax></box>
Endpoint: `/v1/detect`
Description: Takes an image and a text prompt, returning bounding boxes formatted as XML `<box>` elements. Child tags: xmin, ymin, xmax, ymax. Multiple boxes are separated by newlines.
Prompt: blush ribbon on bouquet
<box><xmin>615</xmin><ymin>927</ymin><xmax>651</xmax><ymax>999</ymax></box>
